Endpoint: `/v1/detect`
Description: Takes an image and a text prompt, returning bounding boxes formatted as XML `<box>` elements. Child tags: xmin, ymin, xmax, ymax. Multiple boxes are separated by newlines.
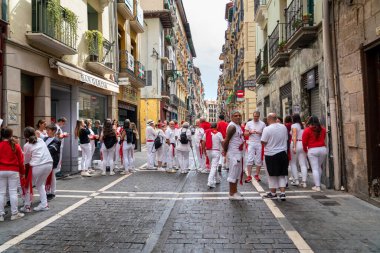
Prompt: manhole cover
<box><xmin>311</xmin><ymin>195</ymin><xmax>329</xmax><ymax>199</ymax></box>
<box><xmin>321</xmin><ymin>201</ymin><xmax>340</xmax><ymax>206</ymax></box>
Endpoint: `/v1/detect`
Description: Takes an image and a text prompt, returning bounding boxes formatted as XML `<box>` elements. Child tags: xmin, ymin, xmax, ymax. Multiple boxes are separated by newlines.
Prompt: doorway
<box><xmin>363</xmin><ymin>42</ymin><xmax>380</xmax><ymax>196</ymax></box>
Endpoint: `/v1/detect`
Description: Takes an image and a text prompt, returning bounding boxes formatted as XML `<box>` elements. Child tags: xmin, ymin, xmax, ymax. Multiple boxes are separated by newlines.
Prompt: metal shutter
<box><xmin>310</xmin><ymin>88</ymin><xmax>321</xmax><ymax>118</ymax></box>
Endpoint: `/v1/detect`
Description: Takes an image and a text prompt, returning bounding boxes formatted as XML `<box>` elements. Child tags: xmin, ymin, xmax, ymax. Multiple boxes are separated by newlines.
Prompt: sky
<box><xmin>183</xmin><ymin>0</ymin><xmax>230</xmax><ymax>100</ymax></box>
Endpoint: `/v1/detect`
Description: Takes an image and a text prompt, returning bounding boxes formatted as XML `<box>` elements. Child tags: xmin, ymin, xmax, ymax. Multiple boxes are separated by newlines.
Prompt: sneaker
<box><xmin>120</xmin><ymin>171</ymin><xmax>127</xmax><ymax>175</ymax></box>
<box><xmin>207</xmin><ymin>183</ymin><xmax>216</xmax><ymax>188</ymax></box>
<box><xmin>245</xmin><ymin>175</ymin><xmax>252</xmax><ymax>183</ymax></box>
<box><xmin>167</xmin><ymin>168</ymin><xmax>176</xmax><ymax>173</ymax></box>
<box><xmin>158</xmin><ymin>167</ymin><xmax>166</xmax><ymax>172</ymax></box>
<box><xmin>88</xmin><ymin>169</ymin><xmax>95</xmax><ymax>173</ymax></box>
<box><xmin>101</xmin><ymin>171</ymin><xmax>106</xmax><ymax>176</ymax></box>
<box><xmin>20</xmin><ymin>206</ymin><xmax>32</xmax><ymax>213</ymax></box>
<box><xmin>81</xmin><ymin>171</ymin><xmax>92</xmax><ymax>177</ymax></box>
<box><xmin>47</xmin><ymin>194</ymin><xmax>56</xmax><ymax>201</ymax></box>
<box><xmin>279</xmin><ymin>193</ymin><xmax>286</xmax><ymax>201</ymax></box>
<box><xmin>180</xmin><ymin>170</ymin><xmax>188</xmax><ymax>174</ymax></box>
<box><xmin>0</xmin><ymin>215</ymin><xmax>4</xmax><ymax>222</ymax></box>
<box><xmin>229</xmin><ymin>193</ymin><xmax>244</xmax><ymax>200</ymax></box>
<box><xmin>10</xmin><ymin>212</ymin><xmax>24</xmax><ymax>220</ymax></box>
<box><xmin>263</xmin><ymin>192</ymin><xmax>277</xmax><ymax>199</ymax></box>
<box><xmin>312</xmin><ymin>186</ymin><xmax>321</xmax><ymax>192</ymax></box>
<box><xmin>254</xmin><ymin>174</ymin><xmax>261</xmax><ymax>182</ymax></box>
<box><xmin>200</xmin><ymin>169</ymin><xmax>209</xmax><ymax>174</ymax></box>
<box><xmin>33</xmin><ymin>204</ymin><xmax>49</xmax><ymax>211</ymax></box>
<box><xmin>291</xmin><ymin>180</ymin><xmax>299</xmax><ymax>186</ymax></box>
<box><xmin>300</xmin><ymin>182</ymin><xmax>307</xmax><ymax>188</ymax></box>
<box><xmin>110</xmin><ymin>171</ymin><xmax>115</xmax><ymax>176</ymax></box>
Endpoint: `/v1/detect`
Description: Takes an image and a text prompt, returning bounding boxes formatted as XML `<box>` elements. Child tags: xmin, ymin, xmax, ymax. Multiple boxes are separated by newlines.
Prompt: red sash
<box><xmin>21</xmin><ymin>164</ymin><xmax>34</xmax><ymax>202</ymax></box>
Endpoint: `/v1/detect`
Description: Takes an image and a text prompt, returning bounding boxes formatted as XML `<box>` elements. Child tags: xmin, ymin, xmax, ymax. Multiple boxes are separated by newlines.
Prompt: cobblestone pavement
<box><xmin>0</xmin><ymin>149</ymin><xmax>380</xmax><ymax>253</ymax></box>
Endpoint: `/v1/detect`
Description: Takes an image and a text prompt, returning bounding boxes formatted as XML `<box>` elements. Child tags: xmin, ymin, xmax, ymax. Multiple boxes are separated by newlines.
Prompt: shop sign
<box><xmin>136</xmin><ymin>4</ymin><xmax>144</xmax><ymax>27</ymax></box>
<box><xmin>122</xmin><ymin>86</ymin><xmax>138</xmax><ymax>102</ymax></box>
<box><xmin>118</xmin><ymin>101</ymin><xmax>136</xmax><ymax>111</ymax></box>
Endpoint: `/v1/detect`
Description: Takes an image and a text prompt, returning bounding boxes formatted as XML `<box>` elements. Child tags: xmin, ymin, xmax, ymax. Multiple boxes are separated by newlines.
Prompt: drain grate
<box><xmin>311</xmin><ymin>195</ymin><xmax>329</xmax><ymax>199</ymax></box>
<box><xmin>321</xmin><ymin>201</ymin><xmax>340</xmax><ymax>206</ymax></box>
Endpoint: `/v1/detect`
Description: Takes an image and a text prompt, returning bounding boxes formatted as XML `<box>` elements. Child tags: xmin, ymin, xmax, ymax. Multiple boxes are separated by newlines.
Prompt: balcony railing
<box><xmin>119</xmin><ymin>50</ymin><xmax>145</xmax><ymax>85</ymax></box>
<box><xmin>285</xmin><ymin>0</ymin><xmax>303</xmax><ymax>40</ymax></box>
<box><xmin>255</xmin><ymin>42</ymin><xmax>269</xmax><ymax>85</ymax></box>
<box><xmin>170</xmin><ymin>94</ymin><xmax>179</xmax><ymax>107</ymax></box>
<box><xmin>86</xmin><ymin>35</ymin><xmax>115</xmax><ymax>75</ymax></box>
<box><xmin>268</xmin><ymin>22</ymin><xmax>289</xmax><ymax>67</ymax></box>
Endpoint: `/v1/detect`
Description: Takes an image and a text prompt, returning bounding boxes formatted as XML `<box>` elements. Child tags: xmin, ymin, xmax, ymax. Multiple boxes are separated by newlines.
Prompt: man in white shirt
<box><xmin>223</xmin><ymin>110</ymin><xmax>245</xmax><ymax>200</ymax></box>
<box><xmin>203</xmin><ymin>123</ymin><xmax>224</xmax><ymax>188</ymax></box>
<box><xmin>244</xmin><ymin>111</ymin><xmax>266</xmax><ymax>183</ymax></box>
<box><xmin>55</xmin><ymin>117</ymin><xmax>67</xmax><ymax>173</ymax></box>
<box><xmin>261</xmin><ymin>113</ymin><xmax>289</xmax><ymax>201</ymax></box>
<box><xmin>165</xmin><ymin>121</ymin><xmax>177</xmax><ymax>173</ymax></box>
<box><xmin>194</xmin><ymin>119</ymin><xmax>206</xmax><ymax>173</ymax></box>
<box><xmin>146</xmin><ymin>120</ymin><xmax>157</xmax><ymax>170</ymax></box>
<box><xmin>175</xmin><ymin>122</ymin><xmax>192</xmax><ymax>174</ymax></box>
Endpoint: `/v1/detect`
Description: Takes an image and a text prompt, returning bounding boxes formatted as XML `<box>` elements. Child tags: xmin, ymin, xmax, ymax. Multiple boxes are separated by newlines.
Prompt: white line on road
<box><xmin>94</xmin><ymin>196</ymin><xmax>263</xmax><ymax>200</ymax></box>
<box><xmin>55</xmin><ymin>190</ymin><xmax>96</xmax><ymax>193</ymax></box>
<box><xmin>102</xmin><ymin>191</ymin><xmax>259</xmax><ymax>195</ymax></box>
<box><xmin>0</xmin><ymin>174</ymin><xmax>133</xmax><ymax>252</ymax></box>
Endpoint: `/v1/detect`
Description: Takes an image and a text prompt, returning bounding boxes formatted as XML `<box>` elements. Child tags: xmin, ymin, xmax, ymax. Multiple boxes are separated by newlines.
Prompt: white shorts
<box><xmin>246</xmin><ymin>142</ymin><xmax>263</xmax><ymax>166</ymax></box>
<box><xmin>227</xmin><ymin>152</ymin><xmax>243</xmax><ymax>183</ymax></box>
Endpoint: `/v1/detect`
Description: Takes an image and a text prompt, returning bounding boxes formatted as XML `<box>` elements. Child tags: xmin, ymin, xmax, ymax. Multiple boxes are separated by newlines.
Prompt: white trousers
<box><xmin>227</xmin><ymin>152</ymin><xmax>243</xmax><ymax>183</ymax></box>
<box><xmin>114</xmin><ymin>141</ymin><xmax>121</xmax><ymax>166</ymax></box>
<box><xmin>195</xmin><ymin>143</ymin><xmax>206</xmax><ymax>170</ymax></box>
<box><xmin>0</xmin><ymin>171</ymin><xmax>19</xmax><ymax>215</ymax></box>
<box><xmin>146</xmin><ymin>142</ymin><xmax>155</xmax><ymax>168</ymax></box>
<box><xmin>247</xmin><ymin>142</ymin><xmax>263</xmax><ymax>166</ymax></box>
<box><xmin>156</xmin><ymin>146</ymin><xmax>164</xmax><ymax>163</ymax></box>
<box><xmin>80</xmin><ymin>143</ymin><xmax>92</xmax><ymax>171</ymax></box>
<box><xmin>48</xmin><ymin>168</ymin><xmax>59</xmax><ymax>195</ymax></box>
<box><xmin>307</xmin><ymin>146</ymin><xmax>327</xmax><ymax>187</ymax></box>
<box><xmin>57</xmin><ymin>139</ymin><xmax>64</xmax><ymax>172</ymax></box>
<box><xmin>102</xmin><ymin>144</ymin><xmax>116</xmax><ymax>172</ymax></box>
<box><xmin>267</xmin><ymin>175</ymin><xmax>287</xmax><ymax>189</ymax></box>
<box><xmin>24</xmin><ymin>163</ymin><xmax>52</xmax><ymax>207</ymax></box>
<box><xmin>207</xmin><ymin>150</ymin><xmax>221</xmax><ymax>186</ymax></box>
<box><xmin>122</xmin><ymin>142</ymin><xmax>134</xmax><ymax>171</ymax></box>
<box><xmin>90</xmin><ymin>140</ymin><xmax>96</xmax><ymax>167</ymax></box>
<box><xmin>290</xmin><ymin>141</ymin><xmax>308</xmax><ymax>182</ymax></box>
<box><xmin>166</xmin><ymin>144</ymin><xmax>176</xmax><ymax>169</ymax></box>
<box><xmin>177</xmin><ymin>150</ymin><xmax>190</xmax><ymax>172</ymax></box>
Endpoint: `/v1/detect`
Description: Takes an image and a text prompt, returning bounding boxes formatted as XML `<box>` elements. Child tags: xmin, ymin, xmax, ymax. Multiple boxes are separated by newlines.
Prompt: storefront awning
<box><xmin>57</xmin><ymin>62</ymin><xmax>119</xmax><ymax>93</ymax></box>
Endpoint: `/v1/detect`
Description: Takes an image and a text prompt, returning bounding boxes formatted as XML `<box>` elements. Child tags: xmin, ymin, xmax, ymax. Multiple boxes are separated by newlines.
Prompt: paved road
<box><xmin>0</xmin><ymin>150</ymin><xmax>380</xmax><ymax>253</ymax></box>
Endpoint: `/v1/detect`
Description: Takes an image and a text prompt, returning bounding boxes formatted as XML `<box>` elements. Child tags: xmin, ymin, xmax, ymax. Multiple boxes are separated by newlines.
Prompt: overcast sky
<box><xmin>183</xmin><ymin>0</ymin><xmax>230</xmax><ymax>100</ymax></box>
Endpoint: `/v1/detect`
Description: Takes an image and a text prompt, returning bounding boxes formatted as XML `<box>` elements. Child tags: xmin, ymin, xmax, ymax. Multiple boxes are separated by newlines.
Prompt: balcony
<box><xmin>86</xmin><ymin>34</ymin><xmax>115</xmax><ymax>75</ymax></box>
<box><xmin>285</xmin><ymin>0</ymin><xmax>318</xmax><ymax>49</ymax></box>
<box><xmin>26</xmin><ymin>0</ymin><xmax>77</xmax><ymax>57</ymax></box>
<box><xmin>130</xmin><ymin>2</ymin><xmax>144</xmax><ymax>33</ymax></box>
<box><xmin>269</xmin><ymin>22</ymin><xmax>290</xmax><ymax>68</ymax></box>
<box><xmin>119</xmin><ymin>50</ymin><xmax>146</xmax><ymax>88</ymax></box>
<box><xmin>255</xmin><ymin>44</ymin><xmax>269</xmax><ymax>85</ymax></box>
<box><xmin>117</xmin><ymin>0</ymin><xmax>134</xmax><ymax>20</ymax></box>
<box><xmin>161</xmin><ymin>89</ymin><xmax>170</xmax><ymax>98</ymax></box>
<box><xmin>254</xmin><ymin>0</ymin><xmax>267</xmax><ymax>29</ymax></box>
<box><xmin>170</xmin><ymin>94</ymin><xmax>179</xmax><ymax>107</ymax></box>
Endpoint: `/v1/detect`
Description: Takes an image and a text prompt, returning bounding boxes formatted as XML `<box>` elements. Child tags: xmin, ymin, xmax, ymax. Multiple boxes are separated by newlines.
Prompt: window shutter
<box><xmin>146</xmin><ymin>70</ymin><xmax>152</xmax><ymax>86</ymax></box>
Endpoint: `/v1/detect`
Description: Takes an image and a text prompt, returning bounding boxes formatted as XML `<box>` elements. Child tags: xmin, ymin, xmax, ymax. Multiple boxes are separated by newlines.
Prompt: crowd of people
<box><xmin>144</xmin><ymin>111</ymin><xmax>327</xmax><ymax>200</ymax></box>
<box><xmin>0</xmin><ymin>110</ymin><xmax>327</xmax><ymax>221</ymax></box>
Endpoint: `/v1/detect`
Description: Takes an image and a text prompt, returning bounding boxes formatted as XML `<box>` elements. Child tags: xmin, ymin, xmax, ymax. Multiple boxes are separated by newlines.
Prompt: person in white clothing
<box><xmin>165</xmin><ymin>121</ymin><xmax>177</xmax><ymax>173</ymax></box>
<box><xmin>155</xmin><ymin>123</ymin><xmax>166</xmax><ymax>171</ymax></box>
<box><xmin>261</xmin><ymin>113</ymin><xmax>289</xmax><ymax>201</ymax></box>
<box><xmin>55</xmin><ymin>117</ymin><xmax>68</xmax><ymax>172</ymax></box>
<box><xmin>223</xmin><ymin>110</ymin><xmax>245</xmax><ymax>200</ymax></box>
<box><xmin>100</xmin><ymin>119</ymin><xmax>117</xmax><ymax>176</ymax></box>
<box><xmin>85</xmin><ymin>119</ymin><xmax>98</xmax><ymax>171</ymax></box>
<box><xmin>203</xmin><ymin>123</ymin><xmax>224</xmax><ymax>188</ymax></box>
<box><xmin>22</xmin><ymin>127</ymin><xmax>53</xmax><ymax>212</ymax></box>
<box><xmin>194</xmin><ymin>119</ymin><xmax>206</xmax><ymax>173</ymax></box>
<box><xmin>75</xmin><ymin>120</ymin><xmax>92</xmax><ymax>177</ymax></box>
<box><xmin>121</xmin><ymin>120</ymin><xmax>134</xmax><ymax>174</ymax></box>
<box><xmin>146</xmin><ymin>120</ymin><xmax>157</xmax><ymax>170</ymax></box>
<box><xmin>244</xmin><ymin>111</ymin><xmax>266</xmax><ymax>183</ymax></box>
<box><xmin>35</xmin><ymin>119</ymin><xmax>48</xmax><ymax>139</ymax></box>
<box><xmin>176</xmin><ymin>122</ymin><xmax>192</xmax><ymax>174</ymax></box>
<box><xmin>289</xmin><ymin>114</ymin><xmax>308</xmax><ymax>187</ymax></box>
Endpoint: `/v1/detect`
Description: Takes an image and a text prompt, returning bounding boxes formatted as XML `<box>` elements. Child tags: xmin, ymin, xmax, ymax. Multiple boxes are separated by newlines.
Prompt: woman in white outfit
<box><xmin>22</xmin><ymin>127</ymin><xmax>53</xmax><ymax>212</ymax></box>
<box><xmin>203</xmin><ymin>123</ymin><xmax>224</xmax><ymax>188</ymax></box>
<box><xmin>155</xmin><ymin>123</ymin><xmax>166</xmax><ymax>171</ymax></box>
<box><xmin>100</xmin><ymin>119</ymin><xmax>117</xmax><ymax>176</ymax></box>
<box><xmin>130</xmin><ymin>122</ymin><xmax>139</xmax><ymax>170</ymax></box>
<box><xmin>85</xmin><ymin>119</ymin><xmax>97</xmax><ymax>171</ymax></box>
<box><xmin>35</xmin><ymin>119</ymin><xmax>48</xmax><ymax>139</ymax></box>
<box><xmin>302</xmin><ymin>116</ymin><xmax>327</xmax><ymax>192</ymax></box>
<box><xmin>75</xmin><ymin>120</ymin><xmax>92</xmax><ymax>177</ymax></box>
<box><xmin>176</xmin><ymin>122</ymin><xmax>192</xmax><ymax>174</ymax></box>
<box><xmin>289</xmin><ymin>114</ymin><xmax>308</xmax><ymax>187</ymax></box>
<box><xmin>146</xmin><ymin>120</ymin><xmax>157</xmax><ymax>170</ymax></box>
<box><xmin>121</xmin><ymin>120</ymin><xmax>134</xmax><ymax>174</ymax></box>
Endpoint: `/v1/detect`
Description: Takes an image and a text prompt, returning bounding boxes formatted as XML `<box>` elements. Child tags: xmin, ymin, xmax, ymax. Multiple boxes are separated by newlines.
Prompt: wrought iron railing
<box><xmin>31</xmin><ymin>0</ymin><xmax>77</xmax><ymax>49</ymax></box>
<box><xmin>285</xmin><ymin>0</ymin><xmax>314</xmax><ymax>40</ymax></box>
<box><xmin>255</xmin><ymin>42</ymin><xmax>268</xmax><ymax>78</ymax></box>
<box><xmin>268</xmin><ymin>22</ymin><xmax>287</xmax><ymax>62</ymax></box>
<box><xmin>119</xmin><ymin>50</ymin><xmax>135</xmax><ymax>74</ymax></box>
<box><xmin>170</xmin><ymin>94</ymin><xmax>179</xmax><ymax>107</ymax></box>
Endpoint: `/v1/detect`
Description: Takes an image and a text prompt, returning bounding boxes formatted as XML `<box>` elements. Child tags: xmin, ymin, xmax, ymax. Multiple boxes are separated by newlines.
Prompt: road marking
<box><xmin>102</xmin><ymin>191</ymin><xmax>259</xmax><ymax>195</ymax></box>
<box><xmin>34</xmin><ymin>194</ymin><xmax>88</xmax><ymax>198</ymax></box>
<box><xmin>0</xmin><ymin>173</ymin><xmax>133</xmax><ymax>252</ymax></box>
<box><xmin>94</xmin><ymin>196</ymin><xmax>263</xmax><ymax>200</ymax></box>
<box><xmin>250</xmin><ymin>174</ymin><xmax>314</xmax><ymax>252</ymax></box>
<box><xmin>56</xmin><ymin>190</ymin><xmax>96</xmax><ymax>193</ymax></box>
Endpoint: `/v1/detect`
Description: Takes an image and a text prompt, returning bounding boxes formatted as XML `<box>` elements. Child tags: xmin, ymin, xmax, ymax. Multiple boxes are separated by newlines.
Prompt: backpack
<box><xmin>126</xmin><ymin>129</ymin><xmax>134</xmax><ymax>144</ymax></box>
<box><xmin>104</xmin><ymin>134</ymin><xmax>117</xmax><ymax>149</ymax></box>
<box><xmin>154</xmin><ymin>133</ymin><xmax>164</xmax><ymax>150</ymax></box>
<box><xmin>179</xmin><ymin>129</ymin><xmax>189</xmax><ymax>144</ymax></box>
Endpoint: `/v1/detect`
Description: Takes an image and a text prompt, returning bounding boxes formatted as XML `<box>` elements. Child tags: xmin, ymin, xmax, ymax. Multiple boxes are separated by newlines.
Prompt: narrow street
<box><xmin>0</xmin><ymin>149</ymin><xmax>379</xmax><ymax>253</ymax></box>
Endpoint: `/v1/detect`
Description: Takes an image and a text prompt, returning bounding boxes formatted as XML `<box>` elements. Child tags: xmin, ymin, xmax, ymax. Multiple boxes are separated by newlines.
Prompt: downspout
<box><xmin>0</xmin><ymin>0</ymin><xmax>8</xmax><ymax>123</ymax></box>
<box><xmin>323</xmin><ymin>0</ymin><xmax>341</xmax><ymax>190</ymax></box>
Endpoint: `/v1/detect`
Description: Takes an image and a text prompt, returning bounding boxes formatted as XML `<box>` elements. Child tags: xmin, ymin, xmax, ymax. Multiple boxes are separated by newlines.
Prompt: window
<box><xmin>146</xmin><ymin>71</ymin><xmax>152</xmax><ymax>86</ymax></box>
<box><xmin>87</xmin><ymin>4</ymin><xmax>98</xmax><ymax>30</ymax></box>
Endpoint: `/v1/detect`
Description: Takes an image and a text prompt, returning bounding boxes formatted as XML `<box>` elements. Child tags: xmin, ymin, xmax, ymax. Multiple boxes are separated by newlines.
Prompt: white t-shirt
<box><xmin>291</xmin><ymin>123</ymin><xmax>304</xmax><ymax>140</ymax></box>
<box><xmin>176</xmin><ymin>128</ymin><xmax>192</xmax><ymax>152</ymax></box>
<box><xmin>165</xmin><ymin>128</ymin><xmax>176</xmax><ymax>144</ymax></box>
<box><xmin>202</xmin><ymin>131</ymin><xmax>224</xmax><ymax>150</ymax></box>
<box><xmin>156</xmin><ymin>129</ymin><xmax>165</xmax><ymax>143</ymax></box>
<box><xmin>194</xmin><ymin>127</ymin><xmax>205</xmax><ymax>144</ymax></box>
<box><xmin>261</xmin><ymin>123</ymin><xmax>288</xmax><ymax>156</ymax></box>
<box><xmin>245</xmin><ymin>120</ymin><xmax>266</xmax><ymax>143</ymax></box>
<box><xmin>146</xmin><ymin>126</ymin><xmax>157</xmax><ymax>141</ymax></box>
<box><xmin>227</xmin><ymin>122</ymin><xmax>244</xmax><ymax>153</ymax></box>
<box><xmin>24</xmin><ymin>138</ymin><xmax>53</xmax><ymax>167</ymax></box>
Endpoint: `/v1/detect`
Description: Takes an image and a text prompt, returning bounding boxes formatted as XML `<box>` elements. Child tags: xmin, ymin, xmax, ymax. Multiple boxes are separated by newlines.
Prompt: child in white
<box><xmin>22</xmin><ymin>127</ymin><xmax>53</xmax><ymax>212</ymax></box>
<box><xmin>176</xmin><ymin>122</ymin><xmax>192</xmax><ymax>174</ymax></box>
<box><xmin>203</xmin><ymin>124</ymin><xmax>224</xmax><ymax>188</ymax></box>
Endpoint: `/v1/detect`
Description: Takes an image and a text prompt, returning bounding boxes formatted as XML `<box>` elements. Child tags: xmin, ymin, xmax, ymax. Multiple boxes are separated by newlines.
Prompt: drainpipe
<box><xmin>0</xmin><ymin>0</ymin><xmax>8</xmax><ymax>123</ymax></box>
<box><xmin>323</xmin><ymin>0</ymin><xmax>341</xmax><ymax>190</ymax></box>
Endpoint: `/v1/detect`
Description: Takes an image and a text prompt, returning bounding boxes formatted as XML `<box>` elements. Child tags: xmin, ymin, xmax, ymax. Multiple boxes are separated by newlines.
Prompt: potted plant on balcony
<box><xmin>302</xmin><ymin>13</ymin><xmax>313</xmax><ymax>26</ymax></box>
<box><xmin>278</xmin><ymin>41</ymin><xmax>287</xmax><ymax>52</ymax></box>
<box><xmin>292</xmin><ymin>19</ymin><xmax>303</xmax><ymax>30</ymax></box>
<box><xmin>85</xmin><ymin>30</ymin><xmax>103</xmax><ymax>62</ymax></box>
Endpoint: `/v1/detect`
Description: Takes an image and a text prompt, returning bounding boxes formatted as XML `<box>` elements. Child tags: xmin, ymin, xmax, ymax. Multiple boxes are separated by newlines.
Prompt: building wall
<box><xmin>140</xmin><ymin>98</ymin><xmax>160</xmax><ymax>143</ymax></box>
